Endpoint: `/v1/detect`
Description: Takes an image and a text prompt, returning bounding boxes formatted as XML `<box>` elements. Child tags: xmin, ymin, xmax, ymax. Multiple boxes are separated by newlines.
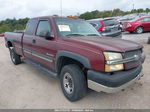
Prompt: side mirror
<box><xmin>39</xmin><ymin>30</ymin><xmax>54</xmax><ymax>39</ymax></box>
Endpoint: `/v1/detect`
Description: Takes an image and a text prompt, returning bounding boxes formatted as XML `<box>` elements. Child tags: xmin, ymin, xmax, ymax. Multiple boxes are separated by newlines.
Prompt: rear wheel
<box><xmin>9</xmin><ymin>48</ymin><xmax>22</xmax><ymax>65</ymax></box>
<box><xmin>60</xmin><ymin>64</ymin><xmax>87</xmax><ymax>102</ymax></box>
<box><xmin>136</xmin><ymin>27</ymin><xmax>143</xmax><ymax>34</ymax></box>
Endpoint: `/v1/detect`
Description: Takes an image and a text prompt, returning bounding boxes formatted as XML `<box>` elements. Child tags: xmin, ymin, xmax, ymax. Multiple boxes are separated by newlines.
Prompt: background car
<box><xmin>0</xmin><ymin>34</ymin><xmax>4</xmax><ymax>37</ymax></box>
<box><xmin>119</xmin><ymin>13</ymin><xmax>149</xmax><ymax>30</ymax></box>
<box><xmin>122</xmin><ymin>16</ymin><xmax>150</xmax><ymax>34</ymax></box>
<box><xmin>87</xmin><ymin>18</ymin><xmax>122</xmax><ymax>38</ymax></box>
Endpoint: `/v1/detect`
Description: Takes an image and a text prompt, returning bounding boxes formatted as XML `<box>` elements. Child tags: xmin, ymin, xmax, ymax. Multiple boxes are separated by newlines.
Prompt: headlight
<box><xmin>104</xmin><ymin>52</ymin><xmax>124</xmax><ymax>72</ymax></box>
<box><xmin>127</xmin><ymin>23</ymin><xmax>132</xmax><ymax>28</ymax></box>
<box><xmin>104</xmin><ymin>52</ymin><xmax>122</xmax><ymax>60</ymax></box>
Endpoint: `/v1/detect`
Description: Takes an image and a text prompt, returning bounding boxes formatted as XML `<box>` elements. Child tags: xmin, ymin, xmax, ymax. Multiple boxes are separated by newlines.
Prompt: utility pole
<box><xmin>132</xmin><ymin>0</ymin><xmax>135</xmax><ymax>13</ymax></box>
<box><xmin>133</xmin><ymin>4</ymin><xmax>135</xmax><ymax>11</ymax></box>
<box><xmin>60</xmin><ymin>0</ymin><xmax>62</xmax><ymax>17</ymax></box>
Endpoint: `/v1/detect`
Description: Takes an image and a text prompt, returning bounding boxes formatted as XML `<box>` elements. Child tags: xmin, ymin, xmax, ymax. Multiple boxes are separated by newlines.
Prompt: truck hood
<box><xmin>62</xmin><ymin>36</ymin><xmax>142</xmax><ymax>52</ymax></box>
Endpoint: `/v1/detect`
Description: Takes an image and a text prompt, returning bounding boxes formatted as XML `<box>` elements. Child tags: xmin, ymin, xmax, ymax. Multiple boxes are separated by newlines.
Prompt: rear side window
<box><xmin>89</xmin><ymin>21</ymin><xmax>102</xmax><ymax>30</ymax></box>
<box><xmin>103</xmin><ymin>19</ymin><xmax>119</xmax><ymax>26</ymax></box>
<box><xmin>36</xmin><ymin>20</ymin><xmax>51</xmax><ymax>37</ymax></box>
<box><xmin>143</xmin><ymin>18</ymin><xmax>150</xmax><ymax>22</ymax></box>
<box><xmin>25</xmin><ymin>19</ymin><xmax>38</xmax><ymax>35</ymax></box>
<box><xmin>90</xmin><ymin>23</ymin><xmax>97</xmax><ymax>27</ymax></box>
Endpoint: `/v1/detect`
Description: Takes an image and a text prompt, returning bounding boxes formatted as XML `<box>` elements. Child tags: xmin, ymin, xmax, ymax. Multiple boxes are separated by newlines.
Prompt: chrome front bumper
<box><xmin>88</xmin><ymin>71</ymin><xmax>144</xmax><ymax>93</ymax></box>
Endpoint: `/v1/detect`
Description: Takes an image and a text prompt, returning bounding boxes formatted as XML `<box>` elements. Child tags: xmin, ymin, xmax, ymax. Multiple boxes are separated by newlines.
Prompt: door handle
<box><xmin>32</xmin><ymin>39</ymin><xmax>36</xmax><ymax>44</ymax></box>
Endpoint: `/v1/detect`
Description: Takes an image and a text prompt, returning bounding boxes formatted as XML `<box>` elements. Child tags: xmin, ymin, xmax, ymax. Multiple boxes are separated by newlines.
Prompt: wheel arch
<box><xmin>7</xmin><ymin>41</ymin><xmax>13</xmax><ymax>48</ymax></box>
<box><xmin>55</xmin><ymin>51</ymin><xmax>91</xmax><ymax>75</ymax></box>
<box><xmin>135</xmin><ymin>26</ymin><xmax>144</xmax><ymax>33</ymax></box>
<box><xmin>6</xmin><ymin>40</ymin><xmax>18</xmax><ymax>55</ymax></box>
<box><xmin>136</xmin><ymin>26</ymin><xmax>144</xmax><ymax>30</ymax></box>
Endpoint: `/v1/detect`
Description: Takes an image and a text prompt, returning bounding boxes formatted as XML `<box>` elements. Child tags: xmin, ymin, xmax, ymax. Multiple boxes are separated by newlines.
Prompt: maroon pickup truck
<box><xmin>4</xmin><ymin>16</ymin><xmax>145</xmax><ymax>101</ymax></box>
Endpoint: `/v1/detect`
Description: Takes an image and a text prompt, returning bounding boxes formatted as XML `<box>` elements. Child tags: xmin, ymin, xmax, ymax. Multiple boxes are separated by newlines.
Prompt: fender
<box><xmin>135</xmin><ymin>24</ymin><xmax>144</xmax><ymax>31</ymax></box>
<box><xmin>5</xmin><ymin>39</ymin><xmax>18</xmax><ymax>54</ymax></box>
<box><xmin>56</xmin><ymin>51</ymin><xmax>91</xmax><ymax>71</ymax></box>
<box><xmin>5</xmin><ymin>39</ymin><xmax>14</xmax><ymax>48</ymax></box>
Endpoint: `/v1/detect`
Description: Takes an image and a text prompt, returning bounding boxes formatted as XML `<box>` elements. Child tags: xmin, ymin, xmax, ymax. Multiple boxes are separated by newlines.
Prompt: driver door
<box><xmin>31</xmin><ymin>19</ymin><xmax>57</xmax><ymax>71</ymax></box>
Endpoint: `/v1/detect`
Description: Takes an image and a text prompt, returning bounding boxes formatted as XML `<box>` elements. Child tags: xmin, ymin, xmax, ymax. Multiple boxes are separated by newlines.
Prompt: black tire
<box><xmin>9</xmin><ymin>48</ymin><xmax>21</xmax><ymax>65</ymax></box>
<box><xmin>135</xmin><ymin>27</ymin><xmax>143</xmax><ymax>34</ymax></box>
<box><xmin>60</xmin><ymin>64</ymin><xmax>87</xmax><ymax>102</ymax></box>
<box><xmin>129</xmin><ymin>31</ymin><xmax>134</xmax><ymax>33</ymax></box>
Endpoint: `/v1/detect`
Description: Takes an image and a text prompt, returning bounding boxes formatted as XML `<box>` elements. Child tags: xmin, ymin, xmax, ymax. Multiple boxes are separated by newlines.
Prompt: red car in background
<box><xmin>0</xmin><ymin>34</ymin><xmax>4</xmax><ymax>37</ymax></box>
<box><xmin>123</xmin><ymin>16</ymin><xmax>150</xmax><ymax>34</ymax></box>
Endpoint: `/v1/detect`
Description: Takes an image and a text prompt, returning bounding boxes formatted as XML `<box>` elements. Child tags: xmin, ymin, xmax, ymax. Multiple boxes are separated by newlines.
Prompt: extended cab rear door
<box><xmin>31</xmin><ymin>18</ymin><xmax>57</xmax><ymax>71</ymax></box>
<box><xmin>23</xmin><ymin>19</ymin><xmax>38</xmax><ymax>59</ymax></box>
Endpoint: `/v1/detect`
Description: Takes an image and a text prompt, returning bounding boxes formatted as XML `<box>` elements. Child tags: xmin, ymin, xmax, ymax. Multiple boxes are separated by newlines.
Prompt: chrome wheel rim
<box><xmin>63</xmin><ymin>73</ymin><xmax>74</xmax><ymax>94</ymax></box>
<box><xmin>137</xmin><ymin>27</ymin><xmax>143</xmax><ymax>33</ymax></box>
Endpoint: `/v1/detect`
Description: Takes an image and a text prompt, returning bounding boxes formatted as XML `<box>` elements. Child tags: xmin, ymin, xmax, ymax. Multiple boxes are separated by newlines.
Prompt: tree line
<box><xmin>0</xmin><ymin>18</ymin><xmax>29</xmax><ymax>33</ymax></box>
<box><xmin>79</xmin><ymin>8</ymin><xmax>150</xmax><ymax>20</ymax></box>
<box><xmin>0</xmin><ymin>8</ymin><xmax>150</xmax><ymax>33</ymax></box>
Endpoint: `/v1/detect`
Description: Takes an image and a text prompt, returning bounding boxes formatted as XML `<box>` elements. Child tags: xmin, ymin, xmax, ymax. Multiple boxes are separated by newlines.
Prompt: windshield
<box><xmin>120</xmin><ymin>16</ymin><xmax>140</xmax><ymax>22</ymax></box>
<box><xmin>54</xmin><ymin>18</ymin><xmax>100</xmax><ymax>37</ymax></box>
<box><xmin>103</xmin><ymin>19</ymin><xmax>119</xmax><ymax>26</ymax></box>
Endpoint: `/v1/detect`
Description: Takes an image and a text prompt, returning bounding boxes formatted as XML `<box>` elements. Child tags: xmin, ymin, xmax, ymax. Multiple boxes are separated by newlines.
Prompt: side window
<box><xmin>142</xmin><ymin>18</ymin><xmax>150</xmax><ymax>22</ymax></box>
<box><xmin>90</xmin><ymin>23</ymin><xmax>97</xmax><ymax>27</ymax></box>
<box><xmin>89</xmin><ymin>21</ymin><xmax>101</xmax><ymax>30</ymax></box>
<box><xmin>25</xmin><ymin>19</ymin><xmax>38</xmax><ymax>35</ymax></box>
<box><xmin>36</xmin><ymin>20</ymin><xmax>51</xmax><ymax>37</ymax></box>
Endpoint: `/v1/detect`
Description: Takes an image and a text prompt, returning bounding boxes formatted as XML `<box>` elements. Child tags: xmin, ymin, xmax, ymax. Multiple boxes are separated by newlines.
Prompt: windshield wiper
<box><xmin>66</xmin><ymin>33</ymin><xmax>85</xmax><ymax>37</ymax></box>
<box><xmin>87</xmin><ymin>34</ymin><xmax>100</xmax><ymax>36</ymax></box>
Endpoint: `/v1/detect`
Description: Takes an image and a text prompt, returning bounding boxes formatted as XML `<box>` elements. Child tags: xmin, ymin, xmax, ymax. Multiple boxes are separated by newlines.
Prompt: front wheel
<box><xmin>136</xmin><ymin>27</ymin><xmax>143</xmax><ymax>34</ymax></box>
<box><xmin>60</xmin><ymin>64</ymin><xmax>87</xmax><ymax>102</ymax></box>
<box><xmin>9</xmin><ymin>48</ymin><xmax>22</xmax><ymax>65</ymax></box>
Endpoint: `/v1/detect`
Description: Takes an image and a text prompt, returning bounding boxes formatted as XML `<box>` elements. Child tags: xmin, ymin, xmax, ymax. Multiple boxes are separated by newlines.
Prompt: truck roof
<box><xmin>30</xmin><ymin>16</ymin><xmax>83</xmax><ymax>21</ymax></box>
<box><xmin>31</xmin><ymin>16</ymin><xmax>77</xmax><ymax>19</ymax></box>
<box><xmin>31</xmin><ymin>16</ymin><xmax>60</xmax><ymax>19</ymax></box>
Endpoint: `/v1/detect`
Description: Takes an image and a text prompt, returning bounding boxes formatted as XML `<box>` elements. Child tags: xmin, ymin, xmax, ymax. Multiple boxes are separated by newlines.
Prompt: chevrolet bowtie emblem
<box><xmin>134</xmin><ymin>55</ymin><xmax>139</xmax><ymax>60</ymax></box>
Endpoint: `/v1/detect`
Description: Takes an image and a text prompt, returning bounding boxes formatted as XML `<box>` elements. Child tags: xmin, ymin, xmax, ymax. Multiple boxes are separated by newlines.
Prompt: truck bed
<box><xmin>4</xmin><ymin>32</ymin><xmax>24</xmax><ymax>56</ymax></box>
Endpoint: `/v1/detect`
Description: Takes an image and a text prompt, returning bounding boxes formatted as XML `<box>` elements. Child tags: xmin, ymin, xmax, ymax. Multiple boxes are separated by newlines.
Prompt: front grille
<box><xmin>124</xmin><ymin>49</ymin><xmax>142</xmax><ymax>69</ymax></box>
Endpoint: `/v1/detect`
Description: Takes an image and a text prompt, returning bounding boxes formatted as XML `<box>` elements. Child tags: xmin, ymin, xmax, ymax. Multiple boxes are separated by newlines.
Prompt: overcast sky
<box><xmin>0</xmin><ymin>0</ymin><xmax>150</xmax><ymax>20</ymax></box>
